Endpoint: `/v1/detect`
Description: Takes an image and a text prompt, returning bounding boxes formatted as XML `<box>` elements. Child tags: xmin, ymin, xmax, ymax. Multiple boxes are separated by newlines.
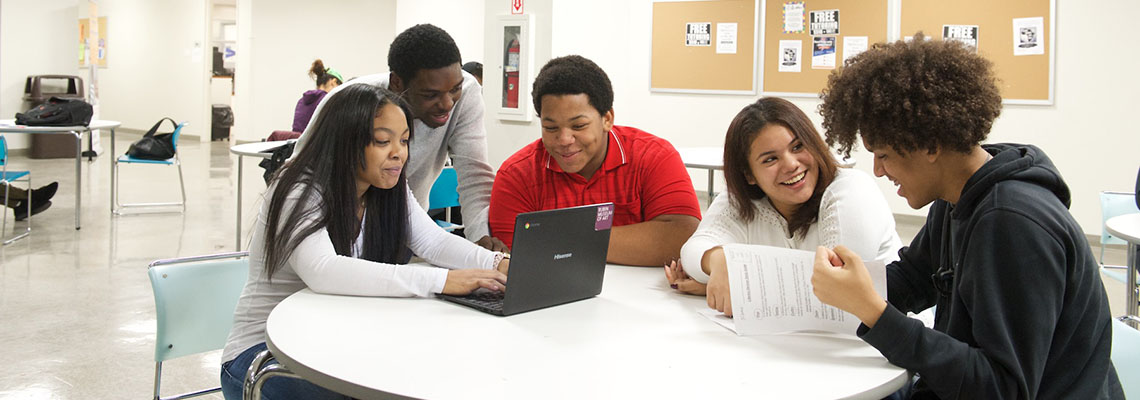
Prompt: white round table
<box><xmin>229</xmin><ymin>140</ymin><xmax>293</xmax><ymax>250</ymax></box>
<box><xmin>0</xmin><ymin>119</ymin><xmax>121</xmax><ymax>229</ymax></box>
<box><xmin>1107</xmin><ymin>213</ymin><xmax>1140</xmax><ymax>326</ymax></box>
<box><xmin>263</xmin><ymin>264</ymin><xmax>908</xmax><ymax>399</ymax></box>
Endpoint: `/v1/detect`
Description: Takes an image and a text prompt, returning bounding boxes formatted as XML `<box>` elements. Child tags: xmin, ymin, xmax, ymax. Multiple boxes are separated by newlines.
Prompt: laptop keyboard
<box><xmin>466</xmin><ymin>291</ymin><xmax>505</xmax><ymax>311</ymax></box>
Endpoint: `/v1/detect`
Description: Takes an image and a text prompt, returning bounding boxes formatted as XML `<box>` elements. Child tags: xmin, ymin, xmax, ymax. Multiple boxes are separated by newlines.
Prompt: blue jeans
<box><xmin>220</xmin><ymin>342</ymin><xmax>351</xmax><ymax>400</ymax></box>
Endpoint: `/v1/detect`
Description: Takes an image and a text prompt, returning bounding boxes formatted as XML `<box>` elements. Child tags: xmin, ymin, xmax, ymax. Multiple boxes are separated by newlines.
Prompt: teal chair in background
<box><xmin>1112</xmin><ymin>317</ymin><xmax>1140</xmax><ymax>398</ymax></box>
<box><xmin>428</xmin><ymin>166</ymin><xmax>464</xmax><ymax>232</ymax></box>
<box><xmin>148</xmin><ymin>251</ymin><xmax>248</xmax><ymax>400</ymax></box>
<box><xmin>0</xmin><ymin>135</ymin><xmax>32</xmax><ymax>245</ymax></box>
<box><xmin>114</xmin><ymin>120</ymin><xmax>187</xmax><ymax>215</ymax></box>
<box><xmin>1100</xmin><ymin>191</ymin><xmax>1139</xmax><ymax>283</ymax></box>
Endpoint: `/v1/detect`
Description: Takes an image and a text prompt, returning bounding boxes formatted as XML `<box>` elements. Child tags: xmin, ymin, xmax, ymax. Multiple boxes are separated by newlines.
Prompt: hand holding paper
<box><xmin>811</xmin><ymin>245</ymin><xmax>888</xmax><ymax>329</ymax></box>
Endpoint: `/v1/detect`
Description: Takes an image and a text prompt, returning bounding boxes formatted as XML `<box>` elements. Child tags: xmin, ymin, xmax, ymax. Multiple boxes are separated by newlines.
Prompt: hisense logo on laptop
<box><xmin>554</xmin><ymin>253</ymin><xmax>572</xmax><ymax>260</ymax></box>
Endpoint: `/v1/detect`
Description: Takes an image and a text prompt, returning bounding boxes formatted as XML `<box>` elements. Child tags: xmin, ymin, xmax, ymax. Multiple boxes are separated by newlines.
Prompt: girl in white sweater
<box><xmin>220</xmin><ymin>85</ymin><xmax>509</xmax><ymax>400</ymax></box>
<box><xmin>665</xmin><ymin>97</ymin><xmax>900</xmax><ymax>316</ymax></box>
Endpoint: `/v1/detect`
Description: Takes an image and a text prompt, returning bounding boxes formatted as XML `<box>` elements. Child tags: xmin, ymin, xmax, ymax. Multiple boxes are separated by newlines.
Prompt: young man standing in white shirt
<box><xmin>296</xmin><ymin>24</ymin><xmax>505</xmax><ymax>251</ymax></box>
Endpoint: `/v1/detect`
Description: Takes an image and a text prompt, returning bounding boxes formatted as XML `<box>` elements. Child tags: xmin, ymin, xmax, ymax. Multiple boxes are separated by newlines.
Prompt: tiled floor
<box><xmin>0</xmin><ymin>135</ymin><xmax>1131</xmax><ymax>398</ymax></box>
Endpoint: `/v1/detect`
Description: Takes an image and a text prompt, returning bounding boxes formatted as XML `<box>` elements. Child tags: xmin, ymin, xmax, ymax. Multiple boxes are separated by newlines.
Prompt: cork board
<box><xmin>650</xmin><ymin>0</ymin><xmax>758</xmax><ymax>94</ymax></box>
<box><xmin>901</xmin><ymin>0</ymin><xmax>1055</xmax><ymax>104</ymax></box>
<box><xmin>760</xmin><ymin>0</ymin><xmax>888</xmax><ymax>97</ymax></box>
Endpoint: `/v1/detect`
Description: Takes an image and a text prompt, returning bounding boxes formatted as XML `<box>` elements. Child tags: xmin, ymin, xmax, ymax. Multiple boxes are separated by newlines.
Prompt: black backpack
<box><xmin>15</xmin><ymin>97</ymin><xmax>93</xmax><ymax>126</ymax></box>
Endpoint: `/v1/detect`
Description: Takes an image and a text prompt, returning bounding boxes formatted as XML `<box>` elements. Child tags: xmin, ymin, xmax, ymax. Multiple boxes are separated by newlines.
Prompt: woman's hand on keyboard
<box><xmin>442</xmin><ymin>269</ymin><xmax>508</xmax><ymax>295</ymax></box>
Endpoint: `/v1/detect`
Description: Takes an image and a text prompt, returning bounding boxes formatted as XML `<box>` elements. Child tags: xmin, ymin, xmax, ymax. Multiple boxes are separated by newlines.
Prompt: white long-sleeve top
<box><xmin>222</xmin><ymin>183</ymin><xmax>497</xmax><ymax>363</ymax></box>
<box><xmin>680</xmin><ymin>168</ymin><xmax>902</xmax><ymax>283</ymax></box>
<box><xmin>293</xmin><ymin>71</ymin><xmax>495</xmax><ymax>241</ymax></box>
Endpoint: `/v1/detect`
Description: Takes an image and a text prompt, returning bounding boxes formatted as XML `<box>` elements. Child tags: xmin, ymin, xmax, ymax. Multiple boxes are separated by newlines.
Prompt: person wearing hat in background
<box><xmin>292</xmin><ymin>59</ymin><xmax>344</xmax><ymax>133</ymax></box>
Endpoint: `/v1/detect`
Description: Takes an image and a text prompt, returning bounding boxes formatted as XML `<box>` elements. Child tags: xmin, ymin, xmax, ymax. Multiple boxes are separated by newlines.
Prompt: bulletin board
<box><xmin>760</xmin><ymin>0</ymin><xmax>887</xmax><ymax>97</ymax></box>
<box><xmin>901</xmin><ymin>0</ymin><xmax>1055</xmax><ymax>104</ymax></box>
<box><xmin>650</xmin><ymin>0</ymin><xmax>758</xmax><ymax>94</ymax></box>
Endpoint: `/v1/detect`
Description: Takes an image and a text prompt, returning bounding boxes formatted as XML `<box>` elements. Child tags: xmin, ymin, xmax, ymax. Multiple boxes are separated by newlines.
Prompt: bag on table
<box><xmin>15</xmin><ymin>97</ymin><xmax>93</xmax><ymax>126</ymax></box>
<box><xmin>126</xmin><ymin>117</ymin><xmax>178</xmax><ymax>160</ymax></box>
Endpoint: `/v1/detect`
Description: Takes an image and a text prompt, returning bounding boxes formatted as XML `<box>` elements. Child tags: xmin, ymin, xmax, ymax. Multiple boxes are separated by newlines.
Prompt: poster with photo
<box><xmin>1012</xmin><ymin>17</ymin><xmax>1045</xmax><ymax>56</ymax></box>
<box><xmin>809</xmin><ymin>9</ymin><xmax>839</xmax><ymax>36</ymax></box>
<box><xmin>778</xmin><ymin>40</ymin><xmax>802</xmax><ymax>72</ymax></box>
<box><xmin>812</xmin><ymin>36</ymin><xmax>836</xmax><ymax>69</ymax></box>
<box><xmin>783</xmin><ymin>2</ymin><xmax>805</xmax><ymax>33</ymax></box>
<box><xmin>686</xmin><ymin>22</ymin><xmax>712</xmax><ymax>46</ymax></box>
<box><xmin>942</xmin><ymin>25</ymin><xmax>979</xmax><ymax>53</ymax></box>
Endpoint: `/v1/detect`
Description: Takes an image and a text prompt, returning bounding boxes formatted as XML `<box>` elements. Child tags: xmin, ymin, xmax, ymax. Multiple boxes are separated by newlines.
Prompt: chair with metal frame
<box><xmin>428</xmin><ymin>166</ymin><xmax>464</xmax><ymax>232</ymax></box>
<box><xmin>0</xmin><ymin>135</ymin><xmax>32</xmax><ymax>245</ymax></box>
<box><xmin>147</xmin><ymin>251</ymin><xmax>248</xmax><ymax>400</ymax></box>
<box><xmin>1099</xmin><ymin>191</ymin><xmax>1139</xmax><ymax>283</ymax></box>
<box><xmin>114</xmin><ymin>120</ymin><xmax>188</xmax><ymax>214</ymax></box>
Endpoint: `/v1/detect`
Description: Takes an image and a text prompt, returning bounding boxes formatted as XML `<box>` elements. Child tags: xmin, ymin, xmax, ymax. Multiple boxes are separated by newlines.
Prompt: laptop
<box><xmin>438</xmin><ymin>203</ymin><xmax>613</xmax><ymax>316</ymax></box>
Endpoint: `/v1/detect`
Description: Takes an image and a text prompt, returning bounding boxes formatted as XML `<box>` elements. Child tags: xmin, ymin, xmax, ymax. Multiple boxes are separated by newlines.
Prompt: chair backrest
<box><xmin>148</xmin><ymin>252</ymin><xmax>248</xmax><ymax>362</ymax></box>
<box><xmin>1112</xmin><ymin>318</ymin><xmax>1140</xmax><ymax>397</ymax></box>
<box><xmin>171</xmin><ymin>121</ymin><xmax>188</xmax><ymax>152</ymax></box>
<box><xmin>1100</xmin><ymin>191</ymin><xmax>1139</xmax><ymax>247</ymax></box>
<box><xmin>428</xmin><ymin>167</ymin><xmax>461</xmax><ymax>210</ymax></box>
<box><xmin>0</xmin><ymin>135</ymin><xmax>7</xmax><ymax>165</ymax></box>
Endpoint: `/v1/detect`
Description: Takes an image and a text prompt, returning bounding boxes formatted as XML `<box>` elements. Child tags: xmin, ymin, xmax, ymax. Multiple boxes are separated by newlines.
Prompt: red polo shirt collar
<box><xmin>543</xmin><ymin>129</ymin><xmax>628</xmax><ymax>178</ymax></box>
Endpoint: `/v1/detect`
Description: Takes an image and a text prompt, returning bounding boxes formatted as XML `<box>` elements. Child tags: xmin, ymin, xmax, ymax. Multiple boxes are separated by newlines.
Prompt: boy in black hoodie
<box><xmin>811</xmin><ymin>33</ymin><xmax>1124</xmax><ymax>399</ymax></box>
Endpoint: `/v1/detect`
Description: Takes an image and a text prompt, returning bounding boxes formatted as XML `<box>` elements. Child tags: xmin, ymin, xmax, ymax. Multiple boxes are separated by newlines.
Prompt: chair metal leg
<box><xmin>176</xmin><ymin>157</ymin><xmax>187</xmax><ymax>213</ymax></box>
<box><xmin>153</xmin><ymin>361</ymin><xmax>221</xmax><ymax>400</ymax></box>
<box><xmin>243</xmin><ymin>349</ymin><xmax>302</xmax><ymax>400</ymax></box>
<box><xmin>114</xmin><ymin>159</ymin><xmax>187</xmax><ymax>215</ymax></box>
<box><xmin>2</xmin><ymin>175</ymin><xmax>31</xmax><ymax>246</ymax></box>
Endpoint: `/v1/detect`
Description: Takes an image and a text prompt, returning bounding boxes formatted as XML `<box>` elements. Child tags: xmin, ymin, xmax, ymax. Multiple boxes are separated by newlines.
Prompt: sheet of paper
<box><xmin>809</xmin><ymin>9</ymin><xmax>840</xmax><ymax>36</ymax></box>
<box><xmin>812</xmin><ymin>36</ymin><xmax>836</xmax><ymax>69</ymax></box>
<box><xmin>942</xmin><ymin>24</ymin><xmax>980</xmax><ymax>53</ymax></box>
<box><xmin>723</xmin><ymin>244</ymin><xmax>886</xmax><ymax>335</ymax></box>
<box><xmin>716</xmin><ymin>23</ymin><xmax>738</xmax><ymax>54</ymax></box>
<box><xmin>698</xmin><ymin>308</ymin><xmax>738</xmax><ymax>333</ymax></box>
<box><xmin>778</xmin><ymin>40</ymin><xmax>802</xmax><ymax>72</ymax></box>
<box><xmin>685</xmin><ymin>22</ymin><xmax>711</xmax><ymax>46</ymax></box>
<box><xmin>1012</xmin><ymin>17</ymin><xmax>1045</xmax><ymax>56</ymax></box>
<box><xmin>782</xmin><ymin>2</ymin><xmax>805</xmax><ymax>33</ymax></box>
<box><xmin>842</xmin><ymin>36</ymin><xmax>868</xmax><ymax>65</ymax></box>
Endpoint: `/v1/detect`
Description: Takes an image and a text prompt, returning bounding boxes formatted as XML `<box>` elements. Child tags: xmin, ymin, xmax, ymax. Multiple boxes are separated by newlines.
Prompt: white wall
<box><xmin>231</xmin><ymin>0</ymin><xmax>397</xmax><ymax>143</ymax></box>
<box><xmin>77</xmin><ymin>0</ymin><xmax>210</xmax><ymax>140</ymax></box>
<box><xmin>396</xmin><ymin>0</ymin><xmax>486</xmax><ymax>67</ymax></box>
<box><xmin>480</xmin><ymin>0</ymin><xmax>1140</xmax><ymax>236</ymax></box>
<box><xmin>0</xmin><ymin>0</ymin><xmax>80</xmax><ymax>149</ymax></box>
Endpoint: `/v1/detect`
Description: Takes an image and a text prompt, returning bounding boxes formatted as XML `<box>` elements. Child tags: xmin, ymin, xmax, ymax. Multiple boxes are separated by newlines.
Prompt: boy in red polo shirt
<box><xmin>490</xmin><ymin>55</ymin><xmax>701</xmax><ymax>266</ymax></box>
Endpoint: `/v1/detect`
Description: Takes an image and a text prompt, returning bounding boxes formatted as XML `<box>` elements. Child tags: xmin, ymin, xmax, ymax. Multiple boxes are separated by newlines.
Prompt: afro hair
<box><xmin>531</xmin><ymin>55</ymin><xmax>614</xmax><ymax>117</ymax></box>
<box><xmin>819</xmin><ymin>32</ymin><xmax>1003</xmax><ymax>157</ymax></box>
<box><xmin>388</xmin><ymin>24</ymin><xmax>462</xmax><ymax>83</ymax></box>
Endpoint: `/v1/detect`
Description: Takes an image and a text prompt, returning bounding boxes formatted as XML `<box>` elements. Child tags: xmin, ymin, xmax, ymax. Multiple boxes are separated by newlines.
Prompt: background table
<box><xmin>230</xmin><ymin>140</ymin><xmax>292</xmax><ymax>250</ymax></box>
<box><xmin>0</xmin><ymin>119</ymin><xmax>120</xmax><ymax>229</ymax></box>
<box><xmin>677</xmin><ymin>146</ymin><xmax>855</xmax><ymax>207</ymax></box>
<box><xmin>1107</xmin><ymin>213</ymin><xmax>1140</xmax><ymax>328</ymax></box>
<box><xmin>264</xmin><ymin>264</ymin><xmax>908</xmax><ymax>399</ymax></box>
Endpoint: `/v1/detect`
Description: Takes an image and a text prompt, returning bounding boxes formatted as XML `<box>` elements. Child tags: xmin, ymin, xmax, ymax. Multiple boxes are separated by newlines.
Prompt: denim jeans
<box><xmin>220</xmin><ymin>342</ymin><xmax>351</xmax><ymax>400</ymax></box>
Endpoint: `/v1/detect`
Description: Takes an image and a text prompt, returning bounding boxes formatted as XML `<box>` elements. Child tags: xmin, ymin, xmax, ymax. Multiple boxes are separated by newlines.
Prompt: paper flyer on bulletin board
<box><xmin>783</xmin><ymin>2</ymin><xmax>805</xmax><ymax>33</ymax></box>
<box><xmin>78</xmin><ymin>17</ymin><xmax>108</xmax><ymax>67</ymax></box>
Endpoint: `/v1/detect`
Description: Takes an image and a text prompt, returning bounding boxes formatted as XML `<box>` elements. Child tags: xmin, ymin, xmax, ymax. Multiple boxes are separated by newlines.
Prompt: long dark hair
<box><xmin>263</xmin><ymin>84</ymin><xmax>413</xmax><ymax>278</ymax></box>
<box><xmin>723</xmin><ymin>97</ymin><xmax>838</xmax><ymax>238</ymax></box>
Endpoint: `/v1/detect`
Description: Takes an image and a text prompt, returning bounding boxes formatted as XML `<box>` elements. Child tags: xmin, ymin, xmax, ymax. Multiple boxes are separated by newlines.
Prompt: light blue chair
<box><xmin>428</xmin><ymin>166</ymin><xmax>464</xmax><ymax>232</ymax></box>
<box><xmin>1112</xmin><ymin>317</ymin><xmax>1140</xmax><ymax>397</ymax></box>
<box><xmin>148</xmin><ymin>251</ymin><xmax>248</xmax><ymax>400</ymax></box>
<box><xmin>114</xmin><ymin>120</ymin><xmax>187</xmax><ymax>215</ymax></box>
<box><xmin>0</xmin><ymin>135</ymin><xmax>32</xmax><ymax>245</ymax></box>
<box><xmin>1100</xmin><ymin>191</ymin><xmax>1139</xmax><ymax>283</ymax></box>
